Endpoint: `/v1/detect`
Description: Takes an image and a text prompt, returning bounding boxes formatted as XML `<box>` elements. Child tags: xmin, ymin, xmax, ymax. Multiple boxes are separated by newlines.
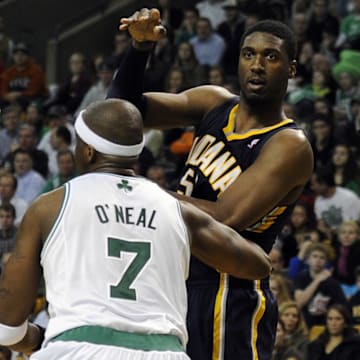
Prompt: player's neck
<box><xmin>235</xmin><ymin>100</ymin><xmax>285</xmax><ymax>133</ymax></box>
<box><xmin>90</xmin><ymin>164</ymin><xmax>136</xmax><ymax>177</ymax></box>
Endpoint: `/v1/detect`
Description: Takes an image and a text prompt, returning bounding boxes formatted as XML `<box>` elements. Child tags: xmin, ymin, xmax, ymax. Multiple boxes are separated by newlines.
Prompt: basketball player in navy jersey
<box><xmin>108</xmin><ymin>8</ymin><xmax>313</xmax><ymax>360</ymax></box>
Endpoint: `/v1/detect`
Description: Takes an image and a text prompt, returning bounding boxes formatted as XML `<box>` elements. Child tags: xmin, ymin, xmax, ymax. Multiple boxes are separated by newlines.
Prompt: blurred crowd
<box><xmin>1</xmin><ymin>0</ymin><xmax>360</xmax><ymax>359</ymax></box>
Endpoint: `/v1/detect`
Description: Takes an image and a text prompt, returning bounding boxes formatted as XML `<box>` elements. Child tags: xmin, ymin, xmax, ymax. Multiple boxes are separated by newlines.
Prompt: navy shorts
<box><xmin>186</xmin><ymin>275</ymin><xmax>278</xmax><ymax>360</ymax></box>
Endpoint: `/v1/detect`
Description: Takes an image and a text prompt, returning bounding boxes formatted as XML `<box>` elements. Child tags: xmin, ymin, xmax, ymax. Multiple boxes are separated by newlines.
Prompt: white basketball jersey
<box><xmin>41</xmin><ymin>173</ymin><xmax>190</xmax><ymax>346</ymax></box>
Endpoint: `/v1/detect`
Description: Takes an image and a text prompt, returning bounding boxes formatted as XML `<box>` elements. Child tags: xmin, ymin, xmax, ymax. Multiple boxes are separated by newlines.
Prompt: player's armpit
<box><xmin>180</xmin><ymin>201</ymin><xmax>271</xmax><ymax>279</ymax></box>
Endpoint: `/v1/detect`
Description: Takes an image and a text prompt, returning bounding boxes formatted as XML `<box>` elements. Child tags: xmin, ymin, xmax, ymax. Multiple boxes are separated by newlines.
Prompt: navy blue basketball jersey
<box><xmin>177</xmin><ymin>96</ymin><xmax>299</xmax><ymax>285</ymax></box>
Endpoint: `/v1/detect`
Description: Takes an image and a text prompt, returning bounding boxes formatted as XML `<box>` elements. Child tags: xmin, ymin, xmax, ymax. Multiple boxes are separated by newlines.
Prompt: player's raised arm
<box><xmin>180</xmin><ymin>201</ymin><xmax>271</xmax><ymax>280</ymax></box>
<box><xmin>107</xmin><ymin>7</ymin><xmax>233</xmax><ymax>129</ymax></box>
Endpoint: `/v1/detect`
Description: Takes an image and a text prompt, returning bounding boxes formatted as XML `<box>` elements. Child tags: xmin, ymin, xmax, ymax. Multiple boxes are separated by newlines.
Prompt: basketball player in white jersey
<box><xmin>0</xmin><ymin>99</ymin><xmax>271</xmax><ymax>359</ymax></box>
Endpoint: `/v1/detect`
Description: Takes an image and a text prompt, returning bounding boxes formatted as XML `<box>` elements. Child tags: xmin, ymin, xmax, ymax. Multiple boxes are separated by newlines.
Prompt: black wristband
<box><xmin>107</xmin><ymin>43</ymin><xmax>151</xmax><ymax>117</ymax></box>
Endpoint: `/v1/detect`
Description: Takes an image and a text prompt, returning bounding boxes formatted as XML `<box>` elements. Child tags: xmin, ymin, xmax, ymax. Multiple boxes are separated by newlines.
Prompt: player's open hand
<box><xmin>119</xmin><ymin>8</ymin><xmax>167</xmax><ymax>42</ymax></box>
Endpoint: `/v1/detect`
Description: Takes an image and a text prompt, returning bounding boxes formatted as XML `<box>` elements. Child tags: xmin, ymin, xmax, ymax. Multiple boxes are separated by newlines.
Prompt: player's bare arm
<box><xmin>144</xmin><ymin>85</ymin><xmax>234</xmax><ymax>129</ymax></box>
<box><xmin>175</xmin><ymin>129</ymin><xmax>313</xmax><ymax>233</ymax></box>
<box><xmin>0</xmin><ymin>188</ymin><xmax>64</xmax><ymax>354</ymax></box>
<box><xmin>180</xmin><ymin>201</ymin><xmax>271</xmax><ymax>279</ymax></box>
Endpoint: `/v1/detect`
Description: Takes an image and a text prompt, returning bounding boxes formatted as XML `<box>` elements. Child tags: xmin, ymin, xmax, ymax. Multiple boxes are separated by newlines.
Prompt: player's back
<box><xmin>41</xmin><ymin>173</ymin><xmax>190</xmax><ymax>346</ymax></box>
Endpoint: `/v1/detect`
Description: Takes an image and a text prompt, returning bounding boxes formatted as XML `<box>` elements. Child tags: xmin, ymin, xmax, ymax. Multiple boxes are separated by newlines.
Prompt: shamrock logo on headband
<box><xmin>117</xmin><ymin>180</ymin><xmax>133</xmax><ymax>192</ymax></box>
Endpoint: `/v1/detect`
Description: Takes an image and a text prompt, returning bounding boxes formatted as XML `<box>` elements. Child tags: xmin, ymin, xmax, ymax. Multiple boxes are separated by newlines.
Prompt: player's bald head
<box><xmin>82</xmin><ymin>98</ymin><xmax>143</xmax><ymax>146</ymax></box>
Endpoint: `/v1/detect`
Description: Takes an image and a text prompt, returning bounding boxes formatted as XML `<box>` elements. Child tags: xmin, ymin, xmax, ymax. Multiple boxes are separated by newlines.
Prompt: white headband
<box><xmin>75</xmin><ymin>110</ymin><xmax>144</xmax><ymax>157</ymax></box>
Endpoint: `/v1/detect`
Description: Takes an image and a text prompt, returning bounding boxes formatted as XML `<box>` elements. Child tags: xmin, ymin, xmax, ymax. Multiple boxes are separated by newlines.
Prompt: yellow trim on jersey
<box><xmin>212</xmin><ymin>273</ymin><xmax>228</xmax><ymax>360</ymax></box>
<box><xmin>222</xmin><ymin>104</ymin><xmax>294</xmax><ymax>141</ymax></box>
<box><xmin>251</xmin><ymin>280</ymin><xmax>266</xmax><ymax>360</ymax></box>
<box><xmin>247</xmin><ymin>206</ymin><xmax>287</xmax><ymax>233</ymax></box>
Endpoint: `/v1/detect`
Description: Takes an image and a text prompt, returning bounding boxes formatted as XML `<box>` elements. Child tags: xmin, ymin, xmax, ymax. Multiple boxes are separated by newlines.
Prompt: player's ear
<box><xmin>87</xmin><ymin>145</ymin><xmax>96</xmax><ymax>163</ymax></box>
<box><xmin>289</xmin><ymin>60</ymin><xmax>297</xmax><ymax>79</ymax></box>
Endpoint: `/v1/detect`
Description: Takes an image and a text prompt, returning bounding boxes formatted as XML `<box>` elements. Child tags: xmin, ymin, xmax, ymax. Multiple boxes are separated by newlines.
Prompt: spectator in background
<box><xmin>38</xmin><ymin>105</ymin><xmax>75</xmax><ymax>158</ymax></box>
<box><xmin>195</xmin><ymin>0</ymin><xmax>226</xmax><ymax>29</ymax></box>
<box><xmin>0</xmin><ymin>104</ymin><xmax>20</xmax><ymax>164</ymax></box>
<box><xmin>0</xmin><ymin>172</ymin><xmax>28</xmax><ymax>227</ymax></box>
<box><xmin>334</xmin><ymin>221</ymin><xmax>360</xmax><ymax>293</ymax></box>
<box><xmin>75</xmin><ymin>61</ymin><xmax>114</xmax><ymax>115</ymax></box>
<box><xmin>290</xmin><ymin>12</ymin><xmax>309</xmax><ymax>57</ymax></box>
<box><xmin>175</xmin><ymin>7</ymin><xmax>199</xmax><ymax>45</ymax></box>
<box><xmin>319</xmin><ymin>22</ymin><xmax>340</xmax><ymax>67</ymax></box>
<box><xmin>270</xmin><ymin>273</ymin><xmax>292</xmax><ymax>307</ymax></box>
<box><xmin>336</xmin><ymin>0</ymin><xmax>360</xmax><ymax>50</ymax></box>
<box><xmin>217</xmin><ymin>0</ymin><xmax>245</xmax><ymax>76</ymax></box>
<box><xmin>0</xmin><ymin>203</ymin><xmax>16</xmax><ymax>262</ymax></box>
<box><xmin>43</xmin><ymin>149</ymin><xmax>77</xmax><ymax>193</ymax></box>
<box><xmin>311</xmin><ymin>52</ymin><xmax>338</xmax><ymax>102</ymax></box>
<box><xmin>164</xmin><ymin>66</ymin><xmax>186</xmax><ymax>94</ymax></box>
<box><xmin>172</xmin><ymin>41</ymin><xmax>208</xmax><ymax>88</ymax></box>
<box><xmin>293</xmin><ymin>41</ymin><xmax>315</xmax><ymax>87</ymax></box>
<box><xmin>306</xmin><ymin>0</ymin><xmax>339</xmax><ymax>52</ymax></box>
<box><xmin>44</xmin><ymin>52</ymin><xmax>92</xmax><ymax>115</ymax></box>
<box><xmin>189</xmin><ymin>17</ymin><xmax>226</xmax><ymax>67</ymax></box>
<box><xmin>0</xmin><ymin>43</ymin><xmax>48</xmax><ymax>109</ymax></box>
<box><xmin>281</xmin><ymin>202</ymin><xmax>314</xmax><ymax>267</ymax></box>
<box><xmin>13</xmin><ymin>148</ymin><xmax>46</xmax><ymax>203</ymax></box>
<box><xmin>106</xmin><ymin>31</ymin><xmax>130</xmax><ymax>69</ymax></box>
<box><xmin>306</xmin><ymin>304</ymin><xmax>360</xmax><ymax>359</ymax></box>
<box><xmin>334</xmin><ymin>71</ymin><xmax>360</xmax><ymax>121</ymax></box>
<box><xmin>269</xmin><ymin>246</ymin><xmax>286</xmax><ymax>274</ymax></box>
<box><xmin>330</xmin><ymin>143</ymin><xmax>360</xmax><ymax>195</ymax></box>
<box><xmin>279</xmin><ymin>301</ymin><xmax>309</xmax><ymax>354</ymax></box>
<box><xmin>46</xmin><ymin>125</ymin><xmax>72</xmax><ymax>177</ymax></box>
<box><xmin>311</xmin><ymin>165</ymin><xmax>360</xmax><ymax>234</ymax></box>
<box><xmin>145</xmin><ymin>33</ymin><xmax>175</xmax><ymax>91</ymax></box>
<box><xmin>287</xmin><ymin>228</ymin><xmax>335</xmax><ymax>281</ymax></box>
<box><xmin>313</xmin><ymin>97</ymin><xmax>334</xmax><ymax>118</ymax></box>
<box><xmin>309</xmin><ymin>113</ymin><xmax>337</xmax><ymax>169</ymax></box>
<box><xmin>306</xmin><ymin>69</ymin><xmax>334</xmax><ymax>104</ymax></box>
<box><xmin>294</xmin><ymin>243</ymin><xmax>348</xmax><ymax>328</ymax></box>
<box><xmin>2</xmin><ymin>123</ymin><xmax>49</xmax><ymax>178</ymax></box>
<box><xmin>207</xmin><ymin>65</ymin><xmax>226</xmax><ymax>86</ymax></box>
<box><xmin>24</xmin><ymin>101</ymin><xmax>46</xmax><ymax>139</ymax></box>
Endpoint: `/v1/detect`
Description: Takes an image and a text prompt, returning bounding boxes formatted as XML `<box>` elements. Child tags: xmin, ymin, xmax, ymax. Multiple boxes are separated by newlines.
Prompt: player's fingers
<box><xmin>138</xmin><ymin>8</ymin><xmax>151</xmax><ymax>21</ymax></box>
<box><xmin>120</xmin><ymin>17</ymin><xmax>131</xmax><ymax>25</ymax></box>
<box><xmin>128</xmin><ymin>11</ymin><xmax>140</xmax><ymax>22</ymax></box>
<box><xmin>119</xmin><ymin>24</ymin><xmax>128</xmax><ymax>31</ymax></box>
<box><xmin>153</xmin><ymin>25</ymin><xmax>167</xmax><ymax>39</ymax></box>
<box><xmin>149</xmin><ymin>8</ymin><xmax>161</xmax><ymax>21</ymax></box>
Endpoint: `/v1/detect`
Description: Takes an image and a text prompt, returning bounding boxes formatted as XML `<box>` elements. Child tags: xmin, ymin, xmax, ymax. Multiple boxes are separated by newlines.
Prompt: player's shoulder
<box><xmin>268</xmin><ymin>126</ymin><xmax>311</xmax><ymax>149</ymax></box>
<box><xmin>31</xmin><ymin>186</ymin><xmax>65</xmax><ymax>214</ymax></box>
<box><xmin>262</xmin><ymin>126</ymin><xmax>314</xmax><ymax>177</ymax></box>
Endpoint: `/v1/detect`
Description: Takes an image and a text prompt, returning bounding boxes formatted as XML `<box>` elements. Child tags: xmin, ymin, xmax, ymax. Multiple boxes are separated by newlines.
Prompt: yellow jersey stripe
<box><xmin>212</xmin><ymin>273</ymin><xmax>228</xmax><ymax>360</ymax></box>
<box><xmin>251</xmin><ymin>280</ymin><xmax>266</xmax><ymax>360</ymax></box>
<box><xmin>222</xmin><ymin>104</ymin><xmax>294</xmax><ymax>141</ymax></box>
